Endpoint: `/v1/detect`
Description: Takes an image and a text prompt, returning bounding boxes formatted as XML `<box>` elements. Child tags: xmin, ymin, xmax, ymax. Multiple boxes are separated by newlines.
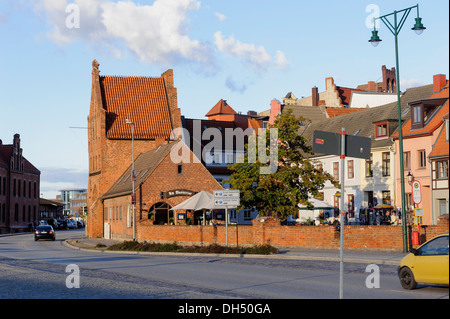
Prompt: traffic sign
<box><xmin>412</xmin><ymin>180</ymin><xmax>422</xmax><ymax>204</ymax></box>
<box><xmin>312</xmin><ymin>130</ymin><xmax>371</xmax><ymax>159</ymax></box>
<box><xmin>214</xmin><ymin>190</ymin><xmax>240</xmax><ymax>207</ymax></box>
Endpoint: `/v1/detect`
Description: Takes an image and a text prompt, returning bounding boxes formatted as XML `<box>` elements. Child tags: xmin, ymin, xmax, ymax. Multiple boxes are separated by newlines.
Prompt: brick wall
<box><xmin>136</xmin><ymin>214</ymin><xmax>449</xmax><ymax>251</ymax></box>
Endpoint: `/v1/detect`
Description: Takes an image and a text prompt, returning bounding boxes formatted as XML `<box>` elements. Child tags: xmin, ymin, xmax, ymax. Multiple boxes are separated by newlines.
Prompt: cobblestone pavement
<box><xmin>0</xmin><ymin>256</ymin><xmax>243</xmax><ymax>299</ymax></box>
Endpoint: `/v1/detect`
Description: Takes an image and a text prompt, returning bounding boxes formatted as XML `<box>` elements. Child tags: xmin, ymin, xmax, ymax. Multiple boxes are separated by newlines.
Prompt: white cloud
<box><xmin>214</xmin><ymin>12</ymin><xmax>226</xmax><ymax>22</ymax></box>
<box><xmin>214</xmin><ymin>31</ymin><xmax>288</xmax><ymax>73</ymax></box>
<box><xmin>274</xmin><ymin>50</ymin><xmax>289</xmax><ymax>69</ymax></box>
<box><xmin>34</xmin><ymin>0</ymin><xmax>215</xmax><ymax>68</ymax></box>
<box><xmin>400</xmin><ymin>78</ymin><xmax>426</xmax><ymax>89</ymax></box>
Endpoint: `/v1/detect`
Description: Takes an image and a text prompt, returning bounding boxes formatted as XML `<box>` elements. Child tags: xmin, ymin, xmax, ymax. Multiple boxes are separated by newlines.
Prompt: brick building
<box><xmin>87</xmin><ymin>59</ymin><xmax>181</xmax><ymax>238</ymax></box>
<box><xmin>101</xmin><ymin>141</ymin><xmax>222</xmax><ymax>240</ymax></box>
<box><xmin>0</xmin><ymin>134</ymin><xmax>40</xmax><ymax>233</ymax></box>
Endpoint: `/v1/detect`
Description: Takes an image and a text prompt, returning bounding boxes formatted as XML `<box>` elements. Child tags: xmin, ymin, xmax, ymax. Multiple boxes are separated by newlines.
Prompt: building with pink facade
<box><xmin>392</xmin><ymin>74</ymin><xmax>449</xmax><ymax>225</ymax></box>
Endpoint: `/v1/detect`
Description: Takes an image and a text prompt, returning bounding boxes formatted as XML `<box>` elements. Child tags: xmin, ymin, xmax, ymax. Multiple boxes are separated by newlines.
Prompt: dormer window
<box><xmin>411</xmin><ymin>104</ymin><xmax>424</xmax><ymax>129</ymax></box>
<box><xmin>409</xmin><ymin>98</ymin><xmax>448</xmax><ymax>130</ymax></box>
<box><xmin>375</xmin><ymin>121</ymin><xmax>388</xmax><ymax>139</ymax></box>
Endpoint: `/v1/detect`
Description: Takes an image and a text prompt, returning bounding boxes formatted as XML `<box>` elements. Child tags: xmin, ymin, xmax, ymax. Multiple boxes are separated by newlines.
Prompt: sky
<box><xmin>0</xmin><ymin>0</ymin><xmax>448</xmax><ymax>199</ymax></box>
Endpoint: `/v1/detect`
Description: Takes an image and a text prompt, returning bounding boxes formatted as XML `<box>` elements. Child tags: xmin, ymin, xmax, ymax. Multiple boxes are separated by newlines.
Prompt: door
<box><xmin>104</xmin><ymin>222</ymin><xmax>111</xmax><ymax>239</ymax></box>
<box><xmin>413</xmin><ymin>235</ymin><xmax>449</xmax><ymax>285</ymax></box>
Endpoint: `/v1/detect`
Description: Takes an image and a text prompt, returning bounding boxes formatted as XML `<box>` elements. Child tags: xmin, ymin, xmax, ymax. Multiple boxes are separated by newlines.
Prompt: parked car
<box><xmin>35</xmin><ymin>225</ymin><xmax>55</xmax><ymax>241</ymax></box>
<box><xmin>398</xmin><ymin>232</ymin><xmax>449</xmax><ymax>289</ymax></box>
<box><xmin>66</xmin><ymin>220</ymin><xmax>74</xmax><ymax>229</ymax></box>
<box><xmin>56</xmin><ymin>220</ymin><xmax>66</xmax><ymax>229</ymax></box>
<box><xmin>45</xmin><ymin>218</ymin><xmax>58</xmax><ymax>230</ymax></box>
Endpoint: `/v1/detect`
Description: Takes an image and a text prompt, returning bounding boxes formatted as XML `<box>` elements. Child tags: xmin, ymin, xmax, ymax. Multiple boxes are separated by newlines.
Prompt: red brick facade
<box><xmin>0</xmin><ymin>134</ymin><xmax>40</xmax><ymax>233</ymax></box>
<box><xmin>103</xmin><ymin>141</ymin><xmax>223</xmax><ymax>240</ymax></box>
<box><xmin>135</xmin><ymin>215</ymin><xmax>448</xmax><ymax>251</ymax></box>
<box><xmin>87</xmin><ymin>60</ymin><xmax>181</xmax><ymax>238</ymax></box>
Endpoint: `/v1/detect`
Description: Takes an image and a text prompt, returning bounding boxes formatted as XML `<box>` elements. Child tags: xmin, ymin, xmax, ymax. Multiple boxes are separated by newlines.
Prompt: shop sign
<box><xmin>163</xmin><ymin>189</ymin><xmax>197</xmax><ymax>198</ymax></box>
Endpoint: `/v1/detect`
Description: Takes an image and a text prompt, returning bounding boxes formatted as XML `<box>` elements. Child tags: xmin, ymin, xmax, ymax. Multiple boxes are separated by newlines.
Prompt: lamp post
<box><xmin>126</xmin><ymin>119</ymin><xmax>136</xmax><ymax>241</ymax></box>
<box><xmin>369</xmin><ymin>4</ymin><xmax>425</xmax><ymax>252</ymax></box>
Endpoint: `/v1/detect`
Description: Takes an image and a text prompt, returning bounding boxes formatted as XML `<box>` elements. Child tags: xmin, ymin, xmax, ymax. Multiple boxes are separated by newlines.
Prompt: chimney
<box><xmin>269</xmin><ymin>99</ymin><xmax>282</xmax><ymax>125</ymax></box>
<box><xmin>368</xmin><ymin>81</ymin><xmax>376</xmax><ymax>92</ymax></box>
<box><xmin>312</xmin><ymin>86</ymin><xmax>319</xmax><ymax>106</ymax></box>
<box><xmin>433</xmin><ymin>74</ymin><xmax>447</xmax><ymax>93</ymax></box>
<box><xmin>325</xmin><ymin>77</ymin><xmax>334</xmax><ymax>91</ymax></box>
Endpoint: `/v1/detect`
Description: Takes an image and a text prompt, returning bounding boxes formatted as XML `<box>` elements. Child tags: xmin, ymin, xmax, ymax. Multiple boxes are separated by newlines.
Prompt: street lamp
<box><xmin>369</xmin><ymin>4</ymin><xmax>425</xmax><ymax>253</ymax></box>
<box><xmin>407</xmin><ymin>171</ymin><xmax>414</xmax><ymax>184</ymax></box>
<box><xmin>126</xmin><ymin>119</ymin><xmax>136</xmax><ymax>241</ymax></box>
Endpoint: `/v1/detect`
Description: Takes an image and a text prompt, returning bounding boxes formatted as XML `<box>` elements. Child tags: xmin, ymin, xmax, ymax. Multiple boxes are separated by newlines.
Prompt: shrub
<box><xmin>107</xmin><ymin>241</ymin><xmax>278</xmax><ymax>255</ymax></box>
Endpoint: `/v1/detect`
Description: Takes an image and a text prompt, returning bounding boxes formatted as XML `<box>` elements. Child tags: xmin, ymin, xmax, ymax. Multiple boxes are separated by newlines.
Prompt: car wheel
<box><xmin>399</xmin><ymin>267</ymin><xmax>417</xmax><ymax>290</ymax></box>
<box><xmin>35</xmin><ymin>238</ymin><xmax>38</xmax><ymax>241</ymax></box>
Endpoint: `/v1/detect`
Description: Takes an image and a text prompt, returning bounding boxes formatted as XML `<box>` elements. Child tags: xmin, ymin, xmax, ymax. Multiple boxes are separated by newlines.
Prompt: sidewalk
<box><xmin>64</xmin><ymin>237</ymin><xmax>407</xmax><ymax>265</ymax></box>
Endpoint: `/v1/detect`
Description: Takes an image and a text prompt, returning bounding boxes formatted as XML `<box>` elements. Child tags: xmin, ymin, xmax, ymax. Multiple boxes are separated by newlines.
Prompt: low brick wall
<box><xmin>136</xmin><ymin>215</ymin><xmax>449</xmax><ymax>251</ymax></box>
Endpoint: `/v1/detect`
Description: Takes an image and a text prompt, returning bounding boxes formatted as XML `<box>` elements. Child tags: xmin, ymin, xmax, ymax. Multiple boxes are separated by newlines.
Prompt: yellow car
<box><xmin>398</xmin><ymin>233</ymin><xmax>449</xmax><ymax>289</ymax></box>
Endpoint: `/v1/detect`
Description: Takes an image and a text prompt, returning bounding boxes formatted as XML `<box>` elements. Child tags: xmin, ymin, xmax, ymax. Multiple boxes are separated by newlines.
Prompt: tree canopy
<box><xmin>226</xmin><ymin>109</ymin><xmax>339</xmax><ymax>220</ymax></box>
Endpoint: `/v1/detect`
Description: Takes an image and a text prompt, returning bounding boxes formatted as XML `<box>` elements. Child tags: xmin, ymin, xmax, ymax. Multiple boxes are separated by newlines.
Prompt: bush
<box><xmin>244</xmin><ymin>245</ymin><xmax>279</xmax><ymax>255</ymax></box>
<box><xmin>107</xmin><ymin>241</ymin><xmax>278</xmax><ymax>255</ymax></box>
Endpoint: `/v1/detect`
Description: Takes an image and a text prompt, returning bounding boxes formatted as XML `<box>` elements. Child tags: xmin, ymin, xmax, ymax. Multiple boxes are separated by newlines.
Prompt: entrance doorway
<box><xmin>148</xmin><ymin>202</ymin><xmax>173</xmax><ymax>225</ymax></box>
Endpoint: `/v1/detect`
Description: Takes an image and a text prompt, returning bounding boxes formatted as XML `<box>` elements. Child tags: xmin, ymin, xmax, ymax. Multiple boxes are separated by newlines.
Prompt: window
<box><xmin>347</xmin><ymin>160</ymin><xmax>354</xmax><ymax>179</ymax></box>
<box><xmin>403</xmin><ymin>152</ymin><xmax>411</xmax><ymax>170</ymax></box>
<box><xmin>348</xmin><ymin>194</ymin><xmax>354</xmax><ymax>218</ymax></box>
<box><xmin>382</xmin><ymin>152</ymin><xmax>390</xmax><ymax>176</ymax></box>
<box><xmin>418</xmin><ymin>236</ymin><xmax>449</xmax><ymax>256</ymax></box>
<box><xmin>412</xmin><ymin>105</ymin><xmax>423</xmax><ymax>125</ymax></box>
<box><xmin>406</xmin><ymin>193</ymin><xmax>413</xmax><ymax>211</ymax></box>
<box><xmin>437</xmin><ymin>160</ymin><xmax>448</xmax><ymax>179</ymax></box>
<box><xmin>382</xmin><ymin>191</ymin><xmax>391</xmax><ymax>205</ymax></box>
<box><xmin>366</xmin><ymin>153</ymin><xmax>373</xmax><ymax>177</ymax></box>
<box><xmin>375</xmin><ymin>122</ymin><xmax>388</xmax><ymax>138</ymax></box>
<box><xmin>333</xmin><ymin>162</ymin><xmax>339</xmax><ymax>181</ymax></box>
<box><xmin>243</xmin><ymin>209</ymin><xmax>252</xmax><ymax>220</ymax></box>
<box><xmin>177</xmin><ymin>164</ymin><xmax>183</xmax><ymax>175</ymax></box>
<box><xmin>418</xmin><ymin>150</ymin><xmax>426</xmax><ymax>168</ymax></box>
<box><xmin>226</xmin><ymin>153</ymin><xmax>234</xmax><ymax>164</ymax></box>
<box><xmin>334</xmin><ymin>195</ymin><xmax>340</xmax><ymax>213</ymax></box>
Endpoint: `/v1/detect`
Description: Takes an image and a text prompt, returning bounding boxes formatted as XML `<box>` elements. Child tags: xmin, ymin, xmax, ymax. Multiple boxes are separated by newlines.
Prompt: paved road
<box><xmin>0</xmin><ymin>229</ymin><xmax>448</xmax><ymax>300</ymax></box>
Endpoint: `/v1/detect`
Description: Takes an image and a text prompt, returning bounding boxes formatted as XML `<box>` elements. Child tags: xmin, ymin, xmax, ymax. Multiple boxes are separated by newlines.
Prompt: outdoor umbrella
<box><xmin>170</xmin><ymin>191</ymin><xmax>215</xmax><ymax>225</ymax></box>
<box><xmin>298</xmin><ymin>198</ymin><xmax>335</xmax><ymax>210</ymax></box>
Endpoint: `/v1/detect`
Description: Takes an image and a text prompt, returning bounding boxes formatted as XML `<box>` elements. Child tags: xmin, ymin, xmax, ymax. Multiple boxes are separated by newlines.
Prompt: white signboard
<box><xmin>412</xmin><ymin>180</ymin><xmax>422</xmax><ymax>205</ymax></box>
<box><xmin>214</xmin><ymin>190</ymin><xmax>240</xmax><ymax>207</ymax></box>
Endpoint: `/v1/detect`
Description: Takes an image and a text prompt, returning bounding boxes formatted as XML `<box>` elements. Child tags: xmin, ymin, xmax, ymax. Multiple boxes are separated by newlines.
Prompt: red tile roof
<box><xmin>336</xmin><ymin>86</ymin><xmax>365</xmax><ymax>106</ymax></box>
<box><xmin>99</xmin><ymin>75</ymin><xmax>173</xmax><ymax>140</ymax></box>
<box><xmin>429</xmin><ymin>111</ymin><xmax>449</xmax><ymax>158</ymax></box>
<box><xmin>205</xmin><ymin>99</ymin><xmax>237</xmax><ymax>117</ymax></box>
<box><xmin>395</xmin><ymin>82</ymin><xmax>449</xmax><ymax>139</ymax></box>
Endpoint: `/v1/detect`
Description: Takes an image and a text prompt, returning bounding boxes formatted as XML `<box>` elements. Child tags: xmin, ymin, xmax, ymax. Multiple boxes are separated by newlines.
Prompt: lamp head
<box><xmin>126</xmin><ymin>119</ymin><xmax>133</xmax><ymax>125</ymax></box>
<box><xmin>412</xmin><ymin>17</ymin><xmax>426</xmax><ymax>35</ymax></box>
<box><xmin>407</xmin><ymin>171</ymin><xmax>414</xmax><ymax>183</ymax></box>
<box><xmin>369</xmin><ymin>30</ymin><xmax>382</xmax><ymax>47</ymax></box>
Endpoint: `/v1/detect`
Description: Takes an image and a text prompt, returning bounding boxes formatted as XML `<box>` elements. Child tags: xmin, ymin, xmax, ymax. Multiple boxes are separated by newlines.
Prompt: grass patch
<box><xmin>107</xmin><ymin>241</ymin><xmax>278</xmax><ymax>255</ymax></box>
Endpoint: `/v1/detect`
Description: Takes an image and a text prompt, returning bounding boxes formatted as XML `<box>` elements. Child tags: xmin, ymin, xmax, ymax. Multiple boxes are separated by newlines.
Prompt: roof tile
<box><xmin>99</xmin><ymin>75</ymin><xmax>173</xmax><ymax>140</ymax></box>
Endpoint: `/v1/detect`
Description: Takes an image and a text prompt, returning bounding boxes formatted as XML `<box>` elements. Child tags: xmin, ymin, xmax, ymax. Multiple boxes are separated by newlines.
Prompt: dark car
<box><xmin>45</xmin><ymin>218</ymin><xmax>58</xmax><ymax>230</ymax></box>
<box><xmin>35</xmin><ymin>225</ymin><xmax>55</xmax><ymax>241</ymax></box>
<box><xmin>57</xmin><ymin>219</ymin><xmax>68</xmax><ymax>230</ymax></box>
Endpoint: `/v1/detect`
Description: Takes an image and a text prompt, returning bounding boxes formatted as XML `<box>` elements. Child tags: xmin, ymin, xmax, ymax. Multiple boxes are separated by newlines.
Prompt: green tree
<box><xmin>226</xmin><ymin>109</ymin><xmax>339</xmax><ymax>220</ymax></box>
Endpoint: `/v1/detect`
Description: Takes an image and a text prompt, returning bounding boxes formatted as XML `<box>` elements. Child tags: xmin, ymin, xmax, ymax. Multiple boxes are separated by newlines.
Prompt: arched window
<box><xmin>148</xmin><ymin>202</ymin><xmax>173</xmax><ymax>225</ymax></box>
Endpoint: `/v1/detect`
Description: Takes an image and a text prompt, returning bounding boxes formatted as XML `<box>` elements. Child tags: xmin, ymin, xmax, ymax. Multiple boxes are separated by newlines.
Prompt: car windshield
<box><xmin>37</xmin><ymin>226</ymin><xmax>52</xmax><ymax>231</ymax></box>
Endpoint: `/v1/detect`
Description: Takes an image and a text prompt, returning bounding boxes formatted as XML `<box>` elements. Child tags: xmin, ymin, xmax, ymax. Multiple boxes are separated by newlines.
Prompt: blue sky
<box><xmin>0</xmin><ymin>0</ymin><xmax>448</xmax><ymax>198</ymax></box>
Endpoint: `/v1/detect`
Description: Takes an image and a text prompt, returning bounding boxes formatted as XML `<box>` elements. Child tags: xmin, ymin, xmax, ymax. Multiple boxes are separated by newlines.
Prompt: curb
<box><xmin>63</xmin><ymin>239</ymin><xmax>401</xmax><ymax>265</ymax></box>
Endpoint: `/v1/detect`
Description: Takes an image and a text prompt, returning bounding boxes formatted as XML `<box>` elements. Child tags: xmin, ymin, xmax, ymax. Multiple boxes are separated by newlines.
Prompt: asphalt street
<box><xmin>0</xmin><ymin>229</ymin><xmax>448</xmax><ymax>301</ymax></box>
